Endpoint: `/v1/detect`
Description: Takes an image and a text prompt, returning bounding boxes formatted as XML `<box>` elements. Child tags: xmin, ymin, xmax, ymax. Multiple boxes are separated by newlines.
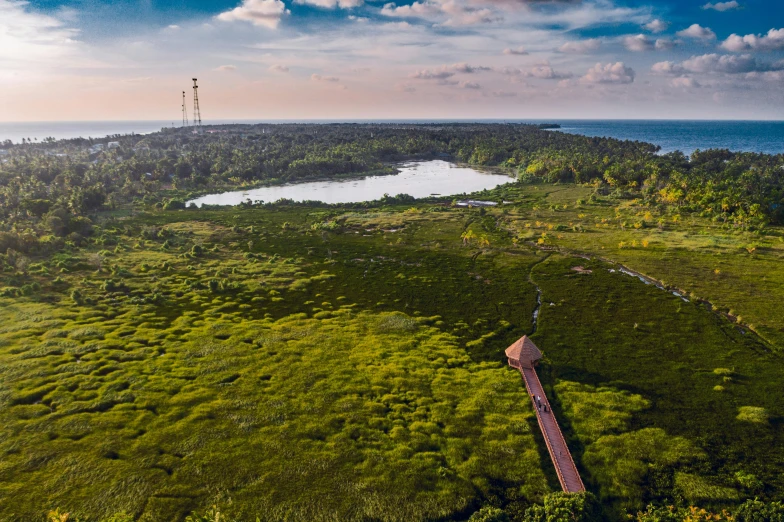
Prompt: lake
<box><xmin>185</xmin><ymin>160</ymin><xmax>515</xmax><ymax>207</ymax></box>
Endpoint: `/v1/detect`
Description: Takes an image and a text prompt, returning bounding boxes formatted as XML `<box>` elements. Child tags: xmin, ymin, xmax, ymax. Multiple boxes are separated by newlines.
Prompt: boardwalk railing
<box><xmin>519</xmin><ymin>366</ymin><xmax>585</xmax><ymax>493</ymax></box>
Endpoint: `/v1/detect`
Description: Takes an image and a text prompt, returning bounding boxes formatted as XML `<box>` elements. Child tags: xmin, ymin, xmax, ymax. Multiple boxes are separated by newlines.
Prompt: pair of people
<box><xmin>533</xmin><ymin>394</ymin><xmax>549</xmax><ymax>413</ymax></box>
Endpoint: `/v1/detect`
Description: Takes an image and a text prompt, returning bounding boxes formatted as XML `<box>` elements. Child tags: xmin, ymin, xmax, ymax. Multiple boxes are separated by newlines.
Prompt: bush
<box><xmin>524</xmin><ymin>492</ymin><xmax>602</xmax><ymax>522</ymax></box>
<box><xmin>734</xmin><ymin>498</ymin><xmax>784</xmax><ymax>522</ymax></box>
<box><xmin>469</xmin><ymin>506</ymin><xmax>509</xmax><ymax>522</ymax></box>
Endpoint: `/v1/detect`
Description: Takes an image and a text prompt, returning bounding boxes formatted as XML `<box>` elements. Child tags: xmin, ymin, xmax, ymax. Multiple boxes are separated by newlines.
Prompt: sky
<box><xmin>1</xmin><ymin>0</ymin><xmax>783</xmax><ymax>121</ymax></box>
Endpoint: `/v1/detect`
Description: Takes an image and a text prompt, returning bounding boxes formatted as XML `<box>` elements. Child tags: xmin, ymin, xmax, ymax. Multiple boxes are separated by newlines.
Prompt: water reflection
<box><xmin>186</xmin><ymin>160</ymin><xmax>515</xmax><ymax>207</ymax></box>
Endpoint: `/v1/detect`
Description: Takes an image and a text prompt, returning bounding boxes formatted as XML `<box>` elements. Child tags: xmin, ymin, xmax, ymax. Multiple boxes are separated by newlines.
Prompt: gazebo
<box><xmin>505</xmin><ymin>336</ymin><xmax>543</xmax><ymax>369</ymax></box>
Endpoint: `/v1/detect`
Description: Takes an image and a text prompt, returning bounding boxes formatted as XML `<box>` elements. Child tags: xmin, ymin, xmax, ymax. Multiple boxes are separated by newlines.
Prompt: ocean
<box><xmin>1</xmin><ymin>119</ymin><xmax>783</xmax><ymax>156</ymax></box>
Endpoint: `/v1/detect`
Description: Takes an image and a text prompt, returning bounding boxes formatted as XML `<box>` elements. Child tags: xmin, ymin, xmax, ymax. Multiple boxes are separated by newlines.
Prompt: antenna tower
<box><xmin>182</xmin><ymin>91</ymin><xmax>189</xmax><ymax>127</ymax></box>
<box><xmin>192</xmin><ymin>78</ymin><xmax>202</xmax><ymax>127</ymax></box>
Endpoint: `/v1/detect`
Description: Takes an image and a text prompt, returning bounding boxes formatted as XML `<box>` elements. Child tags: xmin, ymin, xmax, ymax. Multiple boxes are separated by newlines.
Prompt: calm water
<box><xmin>1</xmin><ymin>119</ymin><xmax>782</xmax><ymax>155</ymax></box>
<box><xmin>545</xmin><ymin>120</ymin><xmax>784</xmax><ymax>155</ymax></box>
<box><xmin>186</xmin><ymin>160</ymin><xmax>514</xmax><ymax>207</ymax></box>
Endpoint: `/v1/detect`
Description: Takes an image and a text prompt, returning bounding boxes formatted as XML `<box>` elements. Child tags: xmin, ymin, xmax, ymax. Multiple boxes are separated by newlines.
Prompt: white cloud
<box><xmin>581</xmin><ymin>62</ymin><xmax>635</xmax><ymax>84</ymax></box>
<box><xmin>348</xmin><ymin>15</ymin><xmax>369</xmax><ymax>22</ymax></box>
<box><xmin>655</xmin><ymin>38</ymin><xmax>676</xmax><ymax>51</ymax></box>
<box><xmin>655</xmin><ymin>53</ymin><xmax>784</xmax><ymax>76</ymax></box>
<box><xmin>503</xmin><ymin>46</ymin><xmax>528</xmax><ymax>56</ymax></box>
<box><xmin>559</xmin><ymin>38</ymin><xmax>601</xmax><ymax>54</ymax></box>
<box><xmin>269</xmin><ymin>64</ymin><xmax>289</xmax><ymax>72</ymax></box>
<box><xmin>526</xmin><ymin>63</ymin><xmax>572</xmax><ymax>80</ymax></box>
<box><xmin>682</xmin><ymin>53</ymin><xmax>781</xmax><ymax>74</ymax></box>
<box><xmin>458</xmin><ymin>80</ymin><xmax>481</xmax><ymax>89</ymax></box>
<box><xmin>623</xmin><ymin>34</ymin><xmax>654</xmax><ymax>52</ymax></box>
<box><xmin>670</xmin><ymin>77</ymin><xmax>700</xmax><ymax>88</ymax></box>
<box><xmin>677</xmin><ymin>24</ymin><xmax>716</xmax><ymax>41</ymax></box>
<box><xmin>0</xmin><ymin>0</ymin><xmax>82</xmax><ymax>69</ymax></box>
<box><xmin>721</xmin><ymin>29</ymin><xmax>784</xmax><ymax>52</ymax></box>
<box><xmin>651</xmin><ymin>61</ymin><xmax>684</xmax><ymax>75</ymax></box>
<box><xmin>490</xmin><ymin>91</ymin><xmax>516</xmax><ymax>97</ymax></box>
<box><xmin>295</xmin><ymin>0</ymin><xmax>363</xmax><ymax>9</ymax></box>
<box><xmin>216</xmin><ymin>64</ymin><xmax>237</xmax><ymax>71</ymax></box>
<box><xmin>166</xmin><ymin>24</ymin><xmax>181</xmax><ymax>30</ymax></box>
<box><xmin>395</xmin><ymin>82</ymin><xmax>416</xmax><ymax>92</ymax></box>
<box><xmin>381</xmin><ymin>0</ymin><xmax>498</xmax><ymax>26</ymax></box>
<box><xmin>702</xmin><ymin>1</ymin><xmax>739</xmax><ymax>11</ymax></box>
<box><xmin>311</xmin><ymin>73</ymin><xmax>340</xmax><ymax>82</ymax></box>
<box><xmin>216</xmin><ymin>0</ymin><xmax>289</xmax><ymax>29</ymax></box>
<box><xmin>643</xmin><ymin>19</ymin><xmax>668</xmax><ymax>33</ymax></box>
<box><xmin>410</xmin><ymin>62</ymin><xmax>490</xmax><ymax>79</ymax></box>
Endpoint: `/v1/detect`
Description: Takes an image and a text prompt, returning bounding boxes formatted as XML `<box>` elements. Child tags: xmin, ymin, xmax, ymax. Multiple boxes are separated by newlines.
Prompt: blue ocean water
<box><xmin>1</xmin><ymin>119</ymin><xmax>782</xmax><ymax>156</ymax></box>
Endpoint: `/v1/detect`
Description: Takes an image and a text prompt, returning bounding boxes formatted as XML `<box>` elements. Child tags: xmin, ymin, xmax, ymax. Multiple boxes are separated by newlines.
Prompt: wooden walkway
<box><xmin>518</xmin><ymin>366</ymin><xmax>585</xmax><ymax>493</ymax></box>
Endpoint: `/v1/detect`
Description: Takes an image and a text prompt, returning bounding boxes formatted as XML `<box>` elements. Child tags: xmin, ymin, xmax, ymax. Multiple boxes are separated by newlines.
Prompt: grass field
<box><xmin>1</xmin><ymin>182</ymin><xmax>783</xmax><ymax>520</ymax></box>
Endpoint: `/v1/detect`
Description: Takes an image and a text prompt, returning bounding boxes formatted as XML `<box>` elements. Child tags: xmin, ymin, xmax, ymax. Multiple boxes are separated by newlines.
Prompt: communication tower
<box><xmin>192</xmin><ymin>78</ymin><xmax>202</xmax><ymax>128</ymax></box>
<box><xmin>182</xmin><ymin>91</ymin><xmax>189</xmax><ymax>127</ymax></box>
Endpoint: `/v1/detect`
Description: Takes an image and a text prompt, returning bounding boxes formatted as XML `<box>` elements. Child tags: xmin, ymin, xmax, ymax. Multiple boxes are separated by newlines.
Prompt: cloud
<box><xmin>295</xmin><ymin>0</ymin><xmax>363</xmax><ymax>9</ymax></box>
<box><xmin>654</xmin><ymin>54</ymin><xmax>784</xmax><ymax>76</ymax></box>
<box><xmin>269</xmin><ymin>64</ymin><xmax>289</xmax><ymax>72</ymax></box>
<box><xmin>651</xmin><ymin>61</ymin><xmax>684</xmax><ymax>75</ymax></box>
<box><xmin>410</xmin><ymin>63</ymin><xmax>490</xmax><ymax>79</ymax></box>
<box><xmin>458</xmin><ymin>81</ymin><xmax>481</xmax><ymax>89</ymax></box>
<box><xmin>311</xmin><ymin>73</ymin><xmax>340</xmax><ymax>82</ymax></box>
<box><xmin>677</xmin><ymin>24</ymin><xmax>716</xmax><ymax>41</ymax></box>
<box><xmin>643</xmin><ymin>19</ymin><xmax>668</xmax><ymax>33</ymax></box>
<box><xmin>526</xmin><ymin>63</ymin><xmax>572</xmax><ymax>80</ymax></box>
<box><xmin>681</xmin><ymin>53</ymin><xmax>782</xmax><ymax>74</ymax></box>
<box><xmin>655</xmin><ymin>38</ymin><xmax>676</xmax><ymax>51</ymax></box>
<box><xmin>623</xmin><ymin>34</ymin><xmax>654</xmax><ymax>52</ymax></box>
<box><xmin>559</xmin><ymin>39</ymin><xmax>601</xmax><ymax>54</ymax></box>
<box><xmin>395</xmin><ymin>83</ymin><xmax>416</xmax><ymax>92</ymax></box>
<box><xmin>670</xmin><ymin>77</ymin><xmax>701</xmax><ymax>88</ymax></box>
<box><xmin>216</xmin><ymin>64</ymin><xmax>237</xmax><ymax>71</ymax></box>
<box><xmin>381</xmin><ymin>1</ymin><xmax>498</xmax><ymax>26</ymax></box>
<box><xmin>166</xmin><ymin>24</ymin><xmax>181</xmax><ymax>30</ymax></box>
<box><xmin>581</xmin><ymin>62</ymin><xmax>635</xmax><ymax>84</ymax></box>
<box><xmin>216</xmin><ymin>0</ymin><xmax>289</xmax><ymax>29</ymax></box>
<box><xmin>490</xmin><ymin>91</ymin><xmax>516</xmax><ymax>97</ymax></box>
<box><xmin>720</xmin><ymin>29</ymin><xmax>784</xmax><ymax>52</ymax></box>
<box><xmin>702</xmin><ymin>1</ymin><xmax>739</xmax><ymax>11</ymax></box>
<box><xmin>503</xmin><ymin>46</ymin><xmax>528</xmax><ymax>56</ymax></box>
<box><xmin>0</xmin><ymin>0</ymin><xmax>83</xmax><ymax>69</ymax></box>
<box><xmin>348</xmin><ymin>15</ymin><xmax>369</xmax><ymax>22</ymax></box>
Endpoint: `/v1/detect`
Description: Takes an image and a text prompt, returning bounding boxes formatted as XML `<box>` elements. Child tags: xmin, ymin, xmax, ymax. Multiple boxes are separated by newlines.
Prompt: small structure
<box><xmin>107</xmin><ymin>141</ymin><xmax>120</xmax><ymax>149</ymax></box>
<box><xmin>505</xmin><ymin>335</ymin><xmax>543</xmax><ymax>369</ymax></box>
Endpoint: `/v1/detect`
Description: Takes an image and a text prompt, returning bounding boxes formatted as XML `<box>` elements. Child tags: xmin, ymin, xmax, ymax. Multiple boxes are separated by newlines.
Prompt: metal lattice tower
<box><xmin>182</xmin><ymin>91</ymin><xmax>189</xmax><ymax>127</ymax></box>
<box><xmin>192</xmin><ymin>78</ymin><xmax>202</xmax><ymax>127</ymax></box>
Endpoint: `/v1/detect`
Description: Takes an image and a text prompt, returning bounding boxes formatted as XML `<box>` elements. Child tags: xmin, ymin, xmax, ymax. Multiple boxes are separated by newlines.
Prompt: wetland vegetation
<box><xmin>1</xmin><ymin>124</ymin><xmax>783</xmax><ymax>521</ymax></box>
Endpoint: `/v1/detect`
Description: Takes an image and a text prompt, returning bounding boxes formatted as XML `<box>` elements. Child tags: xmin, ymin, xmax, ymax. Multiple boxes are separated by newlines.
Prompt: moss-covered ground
<box><xmin>1</xmin><ymin>181</ymin><xmax>783</xmax><ymax>520</ymax></box>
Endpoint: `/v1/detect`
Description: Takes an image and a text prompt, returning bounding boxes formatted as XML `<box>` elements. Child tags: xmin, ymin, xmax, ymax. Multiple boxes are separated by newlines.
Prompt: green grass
<box><xmin>1</xmin><ymin>185</ymin><xmax>784</xmax><ymax>520</ymax></box>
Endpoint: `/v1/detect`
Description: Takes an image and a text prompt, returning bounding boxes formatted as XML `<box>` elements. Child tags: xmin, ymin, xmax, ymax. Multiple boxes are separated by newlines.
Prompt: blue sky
<box><xmin>1</xmin><ymin>0</ymin><xmax>783</xmax><ymax>120</ymax></box>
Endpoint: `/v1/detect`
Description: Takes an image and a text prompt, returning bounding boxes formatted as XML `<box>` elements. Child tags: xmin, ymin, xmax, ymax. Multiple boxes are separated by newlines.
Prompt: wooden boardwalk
<box><xmin>518</xmin><ymin>366</ymin><xmax>585</xmax><ymax>493</ymax></box>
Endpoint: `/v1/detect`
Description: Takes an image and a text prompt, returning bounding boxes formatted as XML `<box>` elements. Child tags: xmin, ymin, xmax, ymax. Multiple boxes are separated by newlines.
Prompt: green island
<box><xmin>1</xmin><ymin>124</ymin><xmax>783</xmax><ymax>521</ymax></box>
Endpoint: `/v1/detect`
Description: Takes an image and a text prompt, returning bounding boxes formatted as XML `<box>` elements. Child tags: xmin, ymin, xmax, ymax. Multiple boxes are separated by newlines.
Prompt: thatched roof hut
<box><xmin>505</xmin><ymin>336</ymin><xmax>543</xmax><ymax>369</ymax></box>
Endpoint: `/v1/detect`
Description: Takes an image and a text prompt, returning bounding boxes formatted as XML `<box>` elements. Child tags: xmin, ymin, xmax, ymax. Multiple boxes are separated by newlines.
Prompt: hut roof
<box><xmin>505</xmin><ymin>336</ymin><xmax>543</xmax><ymax>363</ymax></box>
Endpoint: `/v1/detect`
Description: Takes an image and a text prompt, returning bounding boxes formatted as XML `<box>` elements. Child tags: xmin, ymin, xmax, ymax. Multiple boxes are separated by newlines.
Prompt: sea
<box><xmin>1</xmin><ymin>119</ymin><xmax>783</xmax><ymax>156</ymax></box>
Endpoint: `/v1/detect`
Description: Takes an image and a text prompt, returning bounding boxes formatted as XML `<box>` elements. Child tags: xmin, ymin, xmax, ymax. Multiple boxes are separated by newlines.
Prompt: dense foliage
<box><xmin>3</xmin><ymin>124</ymin><xmax>781</xmax><ymax>262</ymax></box>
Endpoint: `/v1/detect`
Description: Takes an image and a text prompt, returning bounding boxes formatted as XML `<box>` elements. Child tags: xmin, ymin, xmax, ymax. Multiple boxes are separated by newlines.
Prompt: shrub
<box><xmin>734</xmin><ymin>498</ymin><xmax>784</xmax><ymax>522</ymax></box>
<box><xmin>736</xmin><ymin>406</ymin><xmax>769</xmax><ymax>424</ymax></box>
<box><xmin>524</xmin><ymin>492</ymin><xmax>602</xmax><ymax>522</ymax></box>
<box><xmin>469</xmin><ymin>506</ymin><xmax>509</xmax><ymax>522</ymax></box>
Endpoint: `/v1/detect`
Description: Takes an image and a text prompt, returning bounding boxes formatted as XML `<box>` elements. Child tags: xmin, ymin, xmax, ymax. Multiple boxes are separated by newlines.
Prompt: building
<box><xmin>505</xmin><ymin>335</ymin><xmax>543</xmax><ymax>369</ymax></box>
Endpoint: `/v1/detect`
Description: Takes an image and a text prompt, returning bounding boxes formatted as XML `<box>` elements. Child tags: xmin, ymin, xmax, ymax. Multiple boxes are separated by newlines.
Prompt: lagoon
<box><xmin>186</xmin><ymin>160</ymin><xmax>515</xmax><ymax>207</ymax></box>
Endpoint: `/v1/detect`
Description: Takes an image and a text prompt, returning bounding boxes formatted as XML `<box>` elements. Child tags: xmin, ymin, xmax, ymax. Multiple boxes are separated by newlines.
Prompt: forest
<box><xmin>1</xmin><ymin>124</ymin><xmax>783</xmax><ymax>522</ymax></box>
